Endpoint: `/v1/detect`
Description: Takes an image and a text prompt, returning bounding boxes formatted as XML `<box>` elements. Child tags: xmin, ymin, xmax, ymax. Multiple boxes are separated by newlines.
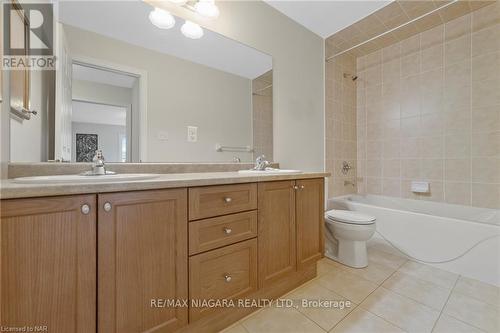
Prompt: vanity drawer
<box><xmin>189</xmin><ymin>239</ymin><xmax>258</xmax><ymax>321</ymax></box>
<box><xmin>189</xmin><ymin>211</ymin><xmax>257</xmax><ymax>255</ymax></box>
<box><xmin>188</xmin><ymin>183</ymin><xmax>257</xmax><ymax>220</ymax></box>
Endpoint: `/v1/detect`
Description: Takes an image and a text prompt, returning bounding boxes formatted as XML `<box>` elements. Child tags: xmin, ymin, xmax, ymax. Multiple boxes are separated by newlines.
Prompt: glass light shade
<box><xmin>194</xmin><ymin>0</ymin><xmax>219</xmax><ymax>19</ymax></box>
<box><xmin>149</xmin><ymin>8</ymin><xmax>175</xmax><ymax>29</ymax></box>
<box><xmin>181</xmin><ymin>20</ymin><xmax>204</xmax><ymax>39</ymax></box>
<box><xmin>168</xmin><ymin>0</ymin><xmax>188</xmax><ymax>5</ymax></box>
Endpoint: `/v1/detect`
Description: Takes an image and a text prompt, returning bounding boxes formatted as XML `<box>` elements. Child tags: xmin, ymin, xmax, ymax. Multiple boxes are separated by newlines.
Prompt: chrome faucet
<box><xmin>253</xmin><ymin>155</ymin><xmax>270</xmax><ymax>171</ymax></box>
<box><xmin>92</xmin><ymin>150</ymin><xmax>106</xmax><ymax>175</ymax></box>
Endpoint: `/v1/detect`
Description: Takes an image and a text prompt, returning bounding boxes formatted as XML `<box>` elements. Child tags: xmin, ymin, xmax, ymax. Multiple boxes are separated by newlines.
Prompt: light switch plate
<box><xmin>187</xmin><ymin>126</ymin><xmax>198</xmax><ymax>142</ymax></box>
<box><xmin>157</xmin><ymin>131</ymin><xmax>168</xmax><ymax>141</ymax></box>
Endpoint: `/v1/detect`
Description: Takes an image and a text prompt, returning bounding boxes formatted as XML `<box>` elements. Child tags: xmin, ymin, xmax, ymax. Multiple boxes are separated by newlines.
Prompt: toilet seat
<box><xmin>325</xmin><ymin>209</ymin><xmax>376</xmax><ymax>225</ymax></box>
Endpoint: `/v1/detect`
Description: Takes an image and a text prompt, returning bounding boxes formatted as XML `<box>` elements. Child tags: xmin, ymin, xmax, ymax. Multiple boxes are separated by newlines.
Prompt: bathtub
<box><xmin>327</xmin><ymin>194</ymin><xmax>500</xmax><ymax>286</ymax></box>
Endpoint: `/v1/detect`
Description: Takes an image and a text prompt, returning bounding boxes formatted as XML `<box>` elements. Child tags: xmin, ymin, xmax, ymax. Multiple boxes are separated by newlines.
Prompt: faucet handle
<box><xmin>256</xmin><ymin>155</ymin><xmax>266</xmax><ymax>163</ymax></box>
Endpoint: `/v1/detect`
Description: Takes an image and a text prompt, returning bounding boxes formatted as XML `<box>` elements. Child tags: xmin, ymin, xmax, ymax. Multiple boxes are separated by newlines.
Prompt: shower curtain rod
<box><xmin>325</xmin><ymin>0</ymin><xmax>459</xmax><ymax>61</ymax></box>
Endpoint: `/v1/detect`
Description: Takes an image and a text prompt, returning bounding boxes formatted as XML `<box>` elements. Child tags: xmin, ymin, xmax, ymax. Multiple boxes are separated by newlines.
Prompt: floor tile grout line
<box><xmin>381</xmin><ymin>265</ymin><xmax>455</xmax><ymax>313</ymax></box>
<box><xmin>353</xmin><ymin>263</ymin><xmax>411</xmax><ymax>332</ymax></box>
<box><xmin>433</xmin><ymin>274</ymin><xmax>491</xmax><ymax>333</ymax></box>
<box><xmin>430</xmin><ymin>274</ymin><xmax>460</xmax><ymax>333</ymax></box>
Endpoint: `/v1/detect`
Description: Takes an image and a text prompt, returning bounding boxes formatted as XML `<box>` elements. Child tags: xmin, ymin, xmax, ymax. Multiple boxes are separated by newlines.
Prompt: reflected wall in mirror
<box><xmin>9</xmin><ymin>0</ymin><xmax>273</xmax><ymax>163</ymax></box>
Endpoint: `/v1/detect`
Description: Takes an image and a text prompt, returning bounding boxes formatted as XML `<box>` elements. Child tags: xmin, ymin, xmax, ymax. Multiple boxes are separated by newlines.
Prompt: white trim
<box><xmin>70</xmin><ymin>55</ymin><xmax>148</xmax><ymax>162</ymax></box>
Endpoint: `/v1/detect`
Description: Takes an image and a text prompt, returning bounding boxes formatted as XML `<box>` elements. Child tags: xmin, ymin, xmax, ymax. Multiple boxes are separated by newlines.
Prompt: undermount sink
<box><xmin>238</xmin><ymin>168</ymin><xmax>302</xmax><ymax>175</ymax></box>
<box><xmin>12</xmin><ymin>173</ymin><xmax>160</xmax><ymax>184</ymax></box>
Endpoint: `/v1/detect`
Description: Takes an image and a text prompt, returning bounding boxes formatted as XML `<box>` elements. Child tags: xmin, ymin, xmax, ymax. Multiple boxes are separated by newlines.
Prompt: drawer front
<box><xmin>189</xmin><ymin>239</ymin><xmax>258</xmax><ymax>321</ymax></box>
<box><xmin>189</xmin><ymin>183</ymin><xmax>257</xmax><ymax>220</ymax></box>
<box><xmin>189</xmin><ymin>211</ymin><xmax>257</xmax><ymax>255</ymax></box>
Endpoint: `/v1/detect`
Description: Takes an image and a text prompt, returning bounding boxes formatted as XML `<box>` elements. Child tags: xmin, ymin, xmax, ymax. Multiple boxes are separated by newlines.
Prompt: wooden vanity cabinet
<box><xmin>0</xmin><ymin>195</ymin><xmax>97</xmax><ymax>333</ymax></box>
<box><xmin>296</xmin><ymin>178</ymin><xmax>324</xmax><ymax>268</ymax></box>
<box><xmin>0</xmin><ymin>177</ymin><xmax>325</xmax><ymax>333</ymax></box>
<box><xmin>257</xmin><ymin>180</ymin><xmax>297</xmax><ymax>287</ymax></box>
<box><xmin>258</xmin><ymin>178</ymin><xmax>324</xmax><ymax>287</ymax></box>
<box><xmin>98</xmin><ymin>189</ymin><xmax>188</xmax><ymax>333</ymax></box>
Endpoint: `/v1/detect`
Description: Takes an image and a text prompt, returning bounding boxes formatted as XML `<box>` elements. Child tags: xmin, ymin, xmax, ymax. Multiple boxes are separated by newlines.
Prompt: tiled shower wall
<box><xmin>356</xmin><ymin>3</ymin><xmax>499</xmax><ymax>208</ymax></box>
<box><xmin>325</xmin><ymin>54</ymin><xmax>358</xmax><ymax>197</ymax></box>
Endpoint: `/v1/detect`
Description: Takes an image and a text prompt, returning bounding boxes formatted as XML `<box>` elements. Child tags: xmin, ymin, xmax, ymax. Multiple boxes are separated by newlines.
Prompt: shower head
<box><xmin>343</xmin><ymin>73</ymin><xmax>358</xmax><ymax>81</ymax></box>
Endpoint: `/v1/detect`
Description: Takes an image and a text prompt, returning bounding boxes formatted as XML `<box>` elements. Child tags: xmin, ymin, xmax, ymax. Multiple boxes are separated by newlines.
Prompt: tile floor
<box><xmin>220</xmin><ymin>242</ymin><xmax>500</xmax><ymax>333</ymax></box>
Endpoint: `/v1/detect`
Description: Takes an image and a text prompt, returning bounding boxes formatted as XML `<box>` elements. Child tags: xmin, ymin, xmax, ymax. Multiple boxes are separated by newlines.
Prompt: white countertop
<box><xmin>0</xmin><ymin>171</ymin><xmax>329</xmax><ymax>199</ymax></box>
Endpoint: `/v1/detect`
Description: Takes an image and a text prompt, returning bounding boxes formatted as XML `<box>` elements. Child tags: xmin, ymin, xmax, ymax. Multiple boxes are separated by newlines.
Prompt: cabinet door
<box><xmin>296</xmin><ymin>178</ymin><xmax>324</xmax><ymax>269</ymax></box>
<box><xmin>258</xmin><ymin>181</ymin><xmax>296</xmax><ymax>287</ymax></box>
<box><xmin>98</xmin><ymin>189</ymin><xmax>188</xmax><ymax>333</ymax></box>
<box><xmin>1</xmin><ymin>195</ymin><xmax>96</xmax><ymax>333</ymax></box>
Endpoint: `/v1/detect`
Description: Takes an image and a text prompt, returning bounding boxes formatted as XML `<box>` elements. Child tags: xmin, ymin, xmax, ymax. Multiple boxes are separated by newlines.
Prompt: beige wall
<box><xmin>64</xmin><ymin>24</ymin><xmax>253</xmax><ymax>163</ymax></box>
<box><xmin>325</xmin><ymin>54</ymin><xmax>358</xmax><ymax>197</ymax></box>
<box><xmin>356</xmin><ymin>3</ymin><xmax>499</xmax><ymax>208</ymax></box>
<box><xmin>252</xmin><ymin>70</ymin><xmax>273</xmax><ymax>161</ymax></box>
<box><xmin>202</xmin><ymin>1</ymin><xmax>325</xmax><ymax>171</ymax></box>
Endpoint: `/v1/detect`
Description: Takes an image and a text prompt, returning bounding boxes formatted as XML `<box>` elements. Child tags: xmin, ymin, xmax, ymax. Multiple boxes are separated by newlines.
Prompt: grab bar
<box><xmin>10</xmin><ymin>106</ymin><xmax>37</xmax><ymax>120</ymax></box>
<box><xmin>215</xmin><ymin>144</ymin><xmax>253</xmax><ymax>153</ymax></box>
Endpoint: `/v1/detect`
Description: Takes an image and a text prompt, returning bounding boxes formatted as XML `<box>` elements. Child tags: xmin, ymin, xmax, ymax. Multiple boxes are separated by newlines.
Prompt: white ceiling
<box><xmin>72</xmin><ymin>101</ymin><xmax>127</xmax><ymax>126</ymax></box>
<box><xmin>72</xmin><ymin>64</ymin><xmax>137</xmax><ymax>88</ymax></box>
<box><xmin>264</xmin><ymin>1</ymin><xmax>392</xmax><ymax>38</ymax></box>
<box><xmin>59</xmin><ymin>1</ymin><xmax>272</xmax><ymax>79</ymax></box>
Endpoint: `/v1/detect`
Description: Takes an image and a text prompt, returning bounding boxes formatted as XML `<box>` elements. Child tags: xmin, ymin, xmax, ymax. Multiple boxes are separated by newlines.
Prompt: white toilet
<box><xmin>324</xmin><ymin>210</ymin><xmax>376</xmax><ymax>268</ymax></box>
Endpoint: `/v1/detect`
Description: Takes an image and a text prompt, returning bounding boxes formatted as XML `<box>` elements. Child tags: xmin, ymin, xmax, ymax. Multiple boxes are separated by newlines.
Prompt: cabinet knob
<box><xmin>223</xmin><ymin>227</ymin><xmax>232</xmax><ymax>235</ymax></box>
<box><xmin>224</xmin><ymin>274</ymin><xmax>232</xmax><ymax>283</ymax></box>
<box><xmin>81</xmin><ymin>204</ymin><xmax>90</xmax><ymax>215</ymax></box>
<box><xmin>293</xmin><ymin>185</ymin><xmax>299</xmax><ymax>190</ymax></box>
<box><xmin>103</xmin><ymin>202</ymin><xmax>112</xmax><ymax>212</ymax></box>
<box><xmin>224</xmin><ymin>197</ymin><xmax>232</xmax><ymax>203</ymax></box>
<box><xmin>300</xmin><ymin>185</ymin><xmax>305</xmax><ymax>189</ymax></box>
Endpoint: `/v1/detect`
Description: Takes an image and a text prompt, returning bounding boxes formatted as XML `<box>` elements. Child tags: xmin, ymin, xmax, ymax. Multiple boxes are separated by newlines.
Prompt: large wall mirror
<box><xmin>9</xmin><ymin>0</ymin><xmax>273</xmax><ymax>163</ymax></box>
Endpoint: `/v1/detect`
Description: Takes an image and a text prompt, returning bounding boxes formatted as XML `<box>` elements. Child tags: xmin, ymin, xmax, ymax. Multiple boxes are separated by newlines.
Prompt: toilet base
<box><xmin>336</xmin><ymin>240</ymin><xmax>368</xmax><ymax>268</ymax></box>
<box><xmin>324</xmin><ymin>248</ymin><xmax>368</xmax><ymax>269</ymax></box>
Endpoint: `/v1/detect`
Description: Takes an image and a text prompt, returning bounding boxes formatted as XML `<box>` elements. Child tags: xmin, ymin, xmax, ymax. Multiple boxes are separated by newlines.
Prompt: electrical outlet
<box><xmin>187</xmin><ymin>126</ymin><xmax>198</xmax><ymax>142</ymax></box>
<box><xmin>157</xmin><ymin>131</ymin><xmax>168</xmax><ymax>141</ymax></box>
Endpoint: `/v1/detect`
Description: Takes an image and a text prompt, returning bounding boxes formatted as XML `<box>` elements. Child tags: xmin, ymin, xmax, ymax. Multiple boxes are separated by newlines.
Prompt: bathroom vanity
<box><xmin>0</xmin><ymin>172</ymin><xmax>327</xmax><ymax>333</ymax></box>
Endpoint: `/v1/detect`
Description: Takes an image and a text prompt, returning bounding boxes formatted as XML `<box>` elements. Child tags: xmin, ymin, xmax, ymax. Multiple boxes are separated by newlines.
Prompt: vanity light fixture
<box><xmin>168</xmin><ymin>0</ymin><xmax>188</xmax><ymax>5</ymax></box>
<box><xmin>194</xmin><ymin>0</ymin><xmax>219</xmax><ymax>19</ymax></box>
<box><xmin>148</xmin><ymin>7</ymin><xmax>175</xmax><ymax>29</ymax></box>
<box><xmin>181</xmin><ymin>20</ymin><xmax>204</xmax><ymax>39</ymax></box>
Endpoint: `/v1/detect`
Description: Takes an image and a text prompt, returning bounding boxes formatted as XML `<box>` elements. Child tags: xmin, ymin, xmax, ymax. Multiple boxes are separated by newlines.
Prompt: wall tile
<box><xmin>383</xmin><ymin>159</ymin><xmax>401</xmax><ymax>178</ymax></box>
<box><xmin>421</xmin><ymin>159</ymin><xmax>444</xmax><ymax>180</ymax></box>
<box><xmin>471</xmin><ymin>78</ymin><xmax>500</xmax><ymax>109</ymax></box>
<box><xmin>471</xmin><ymin>131</ymin><xmax>500</xmax><ymax>157</ymax></box>
<box><xmin>471</xmin><ymin>106</ymin><xmax>500</xmax><ymax>133</ymax></box>
<box><xmin>471</xmin><ymin>51</ymin><xmax>500</xmax><ymax>82</ymax></box>
<box><xmin>420</xmin><ymin>181</ymin><xmax>444</xmax><ymax>202</ymax></box>
<box><xmin>445</xmin><ymin>159</ymin><xmax>471</xmax><ymax>182</ymax></box>
<box><xmin>471</xmin><ymin>24</ymin><xmax>500</xmax><ymax>57</ymax></box>
<box><xmin>471</xmin><ymin>183</ymin><xmax>500</xmax><ymax>208</ymax></box>
<box><xmin>444</xmin><ymin>35</ymin><xmax>471</xmax><ymax>65</ymax></box>
<box><xmin>348</xmin><ymin>9</ymin><xmax>498</xmax><ymax>208</ymax></box>
<box><xmin>400</xmin><ymin>138</ymin><xmax>421</xmax><ymax>158</ymax></box>
<box><xmin>472</xmin><ymin>1</ymin><xmax>500</xmax><ymax>32</ymax></box>
<box><xmin>445</xmin><ymin>133</ymin><xmax>471</xmax><ymax>158</ymax></box>
<box><xmin>401</xmin><ymin>52</ymin><xmax>420</xmax><ymax>78</ymax></box>
<box><xmin>445</xmin><ymin>13</ymin><xmax>472</xmax><ymax>41</ymax></box>
<box><xmin>366</xmin><ymin>177</ymin><xmax>383</xmax><ymax>194</ymax></box>
<box><xmin>445</xmin><ymin>182</ymin><xmax>471</xmax><ymax>205</ymax></box>
<box><xmin>421</xmin><ymin>44</ymin><xmax>444</xmax><ymax>72</ymax></box>
<box><xmin>382</xmin><ymin>178</ymin><xmax>401</xmax><ymax>196</ymax></box>
<box><xmin>471</xmin><ymin>158</ymin><xmax>500</xmax><ymax>183</ymax></box>
<box><xmin>421</xmin><ymin>25</ymin><xmax>445</xmax><ymax>49</ymax></box>
<box><xmin>420</xmin><ymin>136</ymin><xmax>444</xmax><ymax>159</ymax></box>
<box><xmin>401</xmin><ymin>159</ymin><xmax>421</xmax><ymax>179</ymax></box>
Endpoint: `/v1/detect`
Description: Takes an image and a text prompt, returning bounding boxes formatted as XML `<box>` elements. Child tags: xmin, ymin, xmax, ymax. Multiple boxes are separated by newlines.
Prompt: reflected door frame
<box><xmin>69</xmin><ymin>56</ymin><xmax>148</xmax><ymax>162</ymax></box>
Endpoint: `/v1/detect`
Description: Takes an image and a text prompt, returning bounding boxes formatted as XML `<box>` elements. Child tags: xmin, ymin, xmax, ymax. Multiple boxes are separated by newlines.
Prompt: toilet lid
<box><xmin>326</xmin><ymin>209</ymin><xmax>376</xmax><ymax>225</ymax></box>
